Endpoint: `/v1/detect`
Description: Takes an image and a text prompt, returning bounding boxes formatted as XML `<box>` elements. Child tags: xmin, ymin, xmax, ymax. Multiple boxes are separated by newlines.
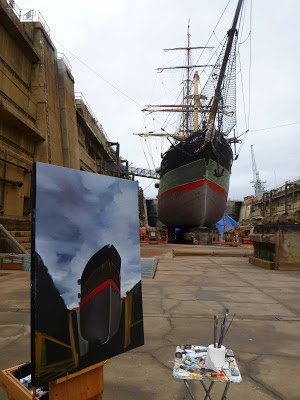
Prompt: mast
<box><xmin>141</xmin><ymin>23</ymin><xmax>213</xmax><ymax>140</ymax></box>
<box><xmin>193</xmin><ymin>71</ymin><xmax>199</xmax><ymax>132</ymax></box>
<box><xmin>137</xmin><ymin>2</ymin><xmax>245</xmax><ymax>149</ymax></box>
<box><xmin>182</xmin><ymin>86</ymin><xmax>185</xmax><ymax>137</ymax></box>
<box><xmin>207</xmin><ymin>0</ymin><xmax>244</xmax><ymax>129</ymax></box>
<box><xmin>185</xmin><ymin>20</ymin><xmax>191</xmax><ymax>136</ymax></box>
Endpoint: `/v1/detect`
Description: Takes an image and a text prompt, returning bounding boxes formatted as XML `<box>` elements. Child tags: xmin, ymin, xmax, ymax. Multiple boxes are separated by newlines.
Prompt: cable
<box><xmin>239</xmin><ymin>31</ymin><xmax>251</xmax><ymax>45</ymax></box>
<box><xmin>53</xmin><ymin>37</ymin><xmax>181</xmax><ymax>166</ymax></box>
<box><xmin>248</xmin><ymin>121</ymin><xmax>300</xmax><ymax>133</ymax></box>
<box><xmin>139</xmin><ymin>137</ymin><xmax>151</xmax><ymax>170</ymax></box>
<box><xmin>233</xmin><ymin>0</ymin><xmax>252</xmax><ymax>156</ymax></box>
<box><xmin>213</xmin><ymin>31</ymin><xmax>223</xmax><ymax>46</ymax></box>
<box><xmin>144</xmin><ymin>136</ymin><xmax>156</xmax><ymax>170</ymax></box>
<box><xmin>143</xmin><ymin>179</ymin><xmax>156</xmax><ymax>192</ymax></box>
<box><xmin>52</xmin><ymin>37</ymin><xmax>143</xmax><ymax>108</ymax></box>
<box><xmin>237</xmin><ymin>50</ymin><xmax>248</xmax><ymax>130</ymax></box>
<box><xmin>247</xmin><ymin>0</ymin><xmax>252</xmax><ymax>131</ymax></box>
<box><xmin>237</xmin><ymin>0</ymin><xmax>247</xmax><ymax>44</ymax></box>
<box><xmin>235</xmin><ymin>120</ymin><xmax>299</xmax><ymax>159</ymax></box>
<box><xmin>195</xmin><ymin>0</ymin><xmax>232</xmax><ymax>66</ymax></box>
<box><xmin>236</xmin><ymin>120</ymin><xmax>300</xmax><ymax>138</ymax></box>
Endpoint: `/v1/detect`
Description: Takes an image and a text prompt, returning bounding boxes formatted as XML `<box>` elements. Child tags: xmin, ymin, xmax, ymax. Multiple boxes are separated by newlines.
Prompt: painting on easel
<box><xmin>31</xmin><ymin>162</ymin><xmax>144</xmax><ymax>386</ymax></box>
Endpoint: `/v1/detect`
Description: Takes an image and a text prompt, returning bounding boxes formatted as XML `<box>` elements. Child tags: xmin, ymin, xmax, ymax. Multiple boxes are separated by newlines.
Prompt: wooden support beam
<box><xmin>164</xmin><ymin>46</ymin><xmax>214</xmax><ymax>51</ymax></box>
<box><xmin>249</xmin><ymin>256</ymin><xmax>275</xmax><ymax>270</ymax></box>
<box><xmin>156</xmin><ymin>65</ymin><xmax>214</xmax><ymax>71</ymax></box>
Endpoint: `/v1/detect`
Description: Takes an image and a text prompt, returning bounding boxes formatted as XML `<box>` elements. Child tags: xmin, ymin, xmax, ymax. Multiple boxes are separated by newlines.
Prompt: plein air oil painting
<box><xmin>31</xmin><ymin>162</ymin><xmax>144</xmax><ymax>386</ymax></box>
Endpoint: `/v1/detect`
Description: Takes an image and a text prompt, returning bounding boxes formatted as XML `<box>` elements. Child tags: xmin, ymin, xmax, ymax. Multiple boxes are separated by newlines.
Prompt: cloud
<box><xmin>35</xmin><ymin>163</ymin><xmax>142</xmax><ymax>307</ymax></box>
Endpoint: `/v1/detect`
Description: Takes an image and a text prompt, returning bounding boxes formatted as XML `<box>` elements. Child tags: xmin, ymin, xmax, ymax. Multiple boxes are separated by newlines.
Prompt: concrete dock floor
<box><xmin>1</xmin><ymin>244</ymin><xmax>300</xmax><ymax>399</ymax></box>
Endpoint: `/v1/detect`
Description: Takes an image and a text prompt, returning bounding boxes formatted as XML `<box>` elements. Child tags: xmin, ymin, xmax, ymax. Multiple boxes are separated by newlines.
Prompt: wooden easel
<box><xmin>0</xmin><ymin>360</ymin><xmax>110</xmax><ymax>400</ymax></box>
<box><xmin>49</xmin><ymin>360</ymin><xmax>110</xmax><ymax>400</ymax></box>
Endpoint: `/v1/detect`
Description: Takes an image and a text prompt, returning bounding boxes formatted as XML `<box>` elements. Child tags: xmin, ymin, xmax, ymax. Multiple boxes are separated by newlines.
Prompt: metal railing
<box><xmin>128</xmin><ymin>166</ymin><xmax>159</xmax><ymax>179</ymax></box>
<box><xmin>5</xmin><ymin>0</ymin><xmax>50</xmax><ymax>36</ymax></box>
<box><xmin>102</xmin><ymin>163</ymin><xmax>159</xmax><ymax>179</ymax></box>
<box><xmin>57</xmin><ymin>52</ymin><xmax>72</xmax><ymax>72</ymax></box>
<box><xmin>5</xmin><ymin>0</ymin><xmax>21</xmax><ymax>18</ymax></box>
<box><xmin>75</xmin><ymin>92</ymin><xmax>110</xmax><ymax>142</ymax></box>
<box><xmin>20</xmin><ymin>10</ymin><xmax>50</xmax><ymax>36</ymax></box>
<box><xmin>266</xmin><ymin>176</ymin><xmax>300</xmax><ymax>193</ymax></box>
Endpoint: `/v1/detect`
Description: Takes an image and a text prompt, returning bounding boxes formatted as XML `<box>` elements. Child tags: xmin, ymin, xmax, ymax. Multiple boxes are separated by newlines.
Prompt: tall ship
<box><xmin>139</xmin><ymin>0</ymin><xmax>245</xmax><ymax>229</ymax></box>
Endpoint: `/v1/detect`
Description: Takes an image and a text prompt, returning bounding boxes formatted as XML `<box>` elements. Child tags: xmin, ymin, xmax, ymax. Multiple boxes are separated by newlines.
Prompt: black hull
<box><xmin>80</xmin><ymin>284</ymin><xmax>121</xmax><ymax>344</ymax></box>
<box><xmin>160</xmin><ymin>130</ymin><xmax>233</xmax><ymax>175</ymax></box>
<box><xmin>80</xmin><ymin>245</ymin><xmax>121</xmax><ymax>343</ymax></box>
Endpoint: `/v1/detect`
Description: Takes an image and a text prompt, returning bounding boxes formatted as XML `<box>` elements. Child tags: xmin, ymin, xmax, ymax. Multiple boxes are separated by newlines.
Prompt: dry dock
<box><xmin>1</xmin><ymin>245</ymin><xmax>300</xmax><ymax>399</ymax></box>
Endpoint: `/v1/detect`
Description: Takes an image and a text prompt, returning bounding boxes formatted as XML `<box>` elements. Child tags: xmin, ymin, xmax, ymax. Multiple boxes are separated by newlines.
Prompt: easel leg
<box><xmin>221</xmin><ymin>381</ymin><xmax>230</xmax><ymax>400</ymax></box>
<box><xmin>201</xmin><ymin>381</ymin><xmax>214</xmax><ymax>400</ymax></box>
<box><xmin>184</xmin><ymin>379</ymin><xmax>230</xmax><ymax>400</ymax></box>
<box><xmin>49</xmin><ymin>360</ymin><xmax>110</xmax><ymax>400</ymax></box>
<box><xmin>184</xmin><ymin>380</ymin><xmax>196</xmax><ymax>400</ymax></box>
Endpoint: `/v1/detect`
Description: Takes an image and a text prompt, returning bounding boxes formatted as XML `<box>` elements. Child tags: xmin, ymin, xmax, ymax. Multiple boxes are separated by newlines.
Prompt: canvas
<box><xmin>31</xmin><ymin>162</ymin><xmax>144</xmax><ymax>386</ymax></box>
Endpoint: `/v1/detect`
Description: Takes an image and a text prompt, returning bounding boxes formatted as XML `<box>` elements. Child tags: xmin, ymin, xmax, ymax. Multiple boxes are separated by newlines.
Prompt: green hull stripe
<box><xmin>158</xmin><ymin>158</ymin><xmax>230</xmax><ymax>196</ymax></box>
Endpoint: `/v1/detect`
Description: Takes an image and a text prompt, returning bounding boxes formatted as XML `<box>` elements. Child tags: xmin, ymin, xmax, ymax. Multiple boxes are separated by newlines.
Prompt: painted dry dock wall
<box><xmin>57</xmin><ymin>58</ymin><xmax>80</xmax><ymax>170</ymax></box>
<box><xmin>0</xmin><ymin>2</ymin><xmax>39</xmax><ymax>218</ymax></box>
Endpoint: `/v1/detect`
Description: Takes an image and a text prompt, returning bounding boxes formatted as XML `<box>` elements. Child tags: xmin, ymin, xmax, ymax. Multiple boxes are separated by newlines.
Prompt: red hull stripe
<box><xmin>80</xmin><ymin>279</ymin><xmax>120</xmax><ymax>307</ymax></box>
<box><xmin>158</xmin><ymin>179</ymin><xmax>227</xmax><ymax>199</ymax></box>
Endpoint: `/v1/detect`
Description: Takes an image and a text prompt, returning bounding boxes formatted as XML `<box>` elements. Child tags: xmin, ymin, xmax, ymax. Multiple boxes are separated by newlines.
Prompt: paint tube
<box><xmin>36</xmin><ymin>388</ymin><xmax>49</xmax><ymax>398</ymax></box>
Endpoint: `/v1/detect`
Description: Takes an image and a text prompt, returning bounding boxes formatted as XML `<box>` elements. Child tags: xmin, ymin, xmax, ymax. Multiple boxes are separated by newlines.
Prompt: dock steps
<box><xmin>141</xmin><ymin>258</ymin><xmax>157</xmax><ymax>279</ymax></box>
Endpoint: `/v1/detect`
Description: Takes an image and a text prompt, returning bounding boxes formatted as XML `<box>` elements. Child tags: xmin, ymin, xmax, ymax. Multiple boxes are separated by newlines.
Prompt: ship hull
<box><xmin>80</xmin><ymin>245</ymin><xmax>121</xmax><ymax>344</ymax></box>
<box><xmin>158</xmin><ymin>131</ymin><xmax>233</xmax><ymax>228</ymax></box>
<box><xmin>80</xmin><ymin>283</ymin><xmax>121</xmax><ymax>344</ymax></box>
<box><xmin>158</xmin><ymin>179</ymin><xmax>228</xmax><ymax>227</ymax></box>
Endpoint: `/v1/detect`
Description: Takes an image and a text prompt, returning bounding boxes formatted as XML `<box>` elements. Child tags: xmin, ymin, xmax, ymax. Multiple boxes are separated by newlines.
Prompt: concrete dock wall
<box><xmin>0</xmin><ymin>0</ymin><xmax>132</xmax><ymax>235</ymax></box>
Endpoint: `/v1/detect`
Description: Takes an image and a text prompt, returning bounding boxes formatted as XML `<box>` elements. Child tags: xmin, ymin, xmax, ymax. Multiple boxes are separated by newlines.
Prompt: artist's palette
<box><xmin>173</xmin><ymin>345</ymin><xmax>242</xmax><ymax>383</ymax></box>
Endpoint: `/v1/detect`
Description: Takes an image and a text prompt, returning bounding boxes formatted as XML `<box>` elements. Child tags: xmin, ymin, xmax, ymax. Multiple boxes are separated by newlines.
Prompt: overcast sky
<box><xmin>17</xmin><ymin>0</ymin><xmax>300</xmax><ymax>200</ymax></box>
<box><xmin>35</xmin><ymin>162</ymin><xmax>141</xmax><ymax>307</ymax></box>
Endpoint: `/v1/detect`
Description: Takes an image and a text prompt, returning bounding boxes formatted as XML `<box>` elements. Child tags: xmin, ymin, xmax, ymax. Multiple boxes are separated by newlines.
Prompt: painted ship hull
<box><xmin>80</xmin><ymin>244</ymin><xmax>121</xmax><ymax>344</ymax></box>
<box><xmin>158</xmin><ymin>131</ymin><xmax>233</xmax><ymax>228</ymax></box>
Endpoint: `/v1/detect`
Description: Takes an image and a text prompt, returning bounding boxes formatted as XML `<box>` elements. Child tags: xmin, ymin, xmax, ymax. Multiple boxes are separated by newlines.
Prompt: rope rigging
<box><xmin>141</xmin><ymin>0</ymin><xmax>252</xmax><ymax>170</ymax></box>
<box><xmin>53</xmin><ymin>0</ymin><xmax>295</xmax><ymax>184</ymax></box>
<box><xmin>140</xmin><ymin>0</ymin><xmax>255</xmax><ymax>173</ymax></box>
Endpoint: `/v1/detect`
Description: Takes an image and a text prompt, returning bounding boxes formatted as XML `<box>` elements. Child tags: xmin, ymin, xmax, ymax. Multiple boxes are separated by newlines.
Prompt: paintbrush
<box><xmin>218</xmin><ymin>308</ymin><xmax>229</xmax><ymax>348</ymax></box>
<box><xmin>223</xmin><ymin>313</ymin><xmax>236</xmax><ymax>341</ymax></box>
<box><xmin>213</xmin><ymin>315</ymin><xmax>218</xmax><ymax>348</ymax></box>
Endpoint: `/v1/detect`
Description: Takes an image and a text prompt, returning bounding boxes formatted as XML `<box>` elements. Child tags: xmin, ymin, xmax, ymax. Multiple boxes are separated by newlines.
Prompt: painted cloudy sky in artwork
<box><xmin>34</xmin><ymin>162</ymin><xmax>141</xmax><ymax>308</ymax></box>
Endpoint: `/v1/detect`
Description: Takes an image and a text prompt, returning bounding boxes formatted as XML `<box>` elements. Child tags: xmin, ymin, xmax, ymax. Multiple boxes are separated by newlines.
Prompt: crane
<box><xmin>250</xmin><ymin>145</ymin><xmax>266</xmax><ymax>196</ymax></box>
